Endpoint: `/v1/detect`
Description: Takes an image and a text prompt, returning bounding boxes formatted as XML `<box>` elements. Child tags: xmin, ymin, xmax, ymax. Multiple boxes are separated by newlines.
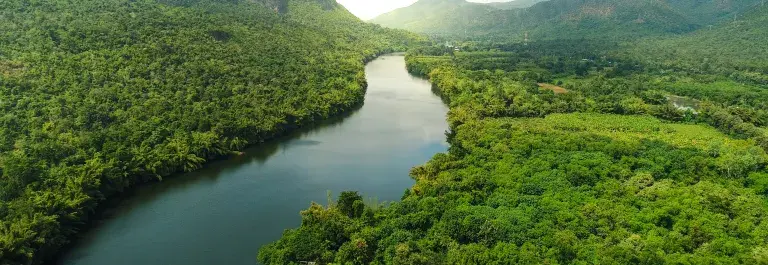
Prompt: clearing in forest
<box><xmin>537</xmin><ymin>83</ymin><xmax>568</xmax><ymax>94</ymax></box>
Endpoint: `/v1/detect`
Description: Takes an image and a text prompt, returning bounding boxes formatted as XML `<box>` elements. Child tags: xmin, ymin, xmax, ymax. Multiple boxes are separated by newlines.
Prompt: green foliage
<box><xmin>0</xmin><ymin>0</ymin><xmax>424</xmax><ymax>264</ymax></box>
<box><xmin>337</xmin><ymin>191</ymin><xmax>364</xmax><ymax>219</ymax></box>
<box><xmin>372</xmin><ymin>0</ymin><xmax>764</xmax><ymax>40</ymax></box>
<box><xmin>262</xmin><ymin>113</ymin><xmax>768</xmax><ymax>264</ymax></box>
<box><xmin>626</xmin><ymin>5</ymin><xmax>768</xmax><ymax>78</ymax></box>
<box><xmin>3</xmin><ymin>0</ymin><xmax>763</xmax><ymax>264</ymax></box>
<box><xmin>261</xmin><ymin>10</ymin><xmax>768</xmax><ymax>262</ymax></box>
<box><xmin>257</xmin><ymin>194</ymin><xmax>377</xmax><ymax>265</ymax></box>
<box><xmin>281</xmin><ymin>102</ymin><xmax>768</xmax><ymax>265</ymax></box>
<box><xmin>372</xmin><ymin>0</ymin><xmax>504</xmax><ymax>36</ymax></box>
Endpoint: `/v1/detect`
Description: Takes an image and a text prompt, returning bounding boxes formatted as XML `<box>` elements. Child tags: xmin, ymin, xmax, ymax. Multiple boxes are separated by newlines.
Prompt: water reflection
<box><xmin>667</xmin><ymin>95</ymin><xmax>701</xmax><ymax>113</ymax></box>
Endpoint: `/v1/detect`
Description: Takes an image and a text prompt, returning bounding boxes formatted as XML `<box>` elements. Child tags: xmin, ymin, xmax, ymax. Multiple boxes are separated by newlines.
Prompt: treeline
<box><xmin>261</xmin><ymin>114</ymin><xmax>768</xmax><ymax>264</ymax></box>
<box><xmin>371</xmin><ymin>0</ymin><xmax>764</xmax><ymax>40</ymax></box>
<box><xmin>624</xmin><ymin>5</ymin><xmax>768</xmax><ymax>84</ymax></box>
<box><xmin>409</xmin><ymin>31</ymin><xmax>768</xmax><ymax>147</ymax></box>
<box><xmin>0</xmin><ymin>0</ymin><xmax>423</xmax><ymax>264</ymax></box>
<box><xmin>259</xmin><ymin>23</ymin><xmax>768</xmax><ymax>264</ymax></box>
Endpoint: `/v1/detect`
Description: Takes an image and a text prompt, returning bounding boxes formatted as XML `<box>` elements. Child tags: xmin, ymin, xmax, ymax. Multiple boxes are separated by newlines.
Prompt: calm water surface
<box><xmin>57</xmin><ymin>54</ymin><xmax>449</xmax><ymax>265</ymax></box>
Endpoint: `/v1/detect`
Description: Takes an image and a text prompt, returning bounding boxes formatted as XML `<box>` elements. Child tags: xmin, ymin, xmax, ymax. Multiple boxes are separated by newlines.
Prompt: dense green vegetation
<box><xmin>3</xmin><ymin>0</ymin><xmax>766</xmax><ymax>263</ymax></box>
<box><xmin>371</xmin><ymin>0</ymin><xmax>544</xmax><ymax>36</ymax></box>
<box><xmin>0</xmin><ymin>0</ymin><xmax>423</xmax><ymax>264</ymax></box>
<box><xmin>484</xmin><ymin>0</ymin><xmax>547</xmax><ymax>10</ymax></box>
<box><xmin>261</xmin><ymin>114</ymin><xmax>768</xmax><ymax>264</ymax></box>
<box><xmin>625</xmin><ymin>6</ymin><xmax>768</xmax><ymax>82</ymax></box>
<box><xmin>371</xmin><ymin>0</ymin><xmax>763</xmax><ymax>39</ymax></box>
<box><xmin>260</xmin><ymin>4</ymin><xmax>768</xmax><ymax>264</ymax></box>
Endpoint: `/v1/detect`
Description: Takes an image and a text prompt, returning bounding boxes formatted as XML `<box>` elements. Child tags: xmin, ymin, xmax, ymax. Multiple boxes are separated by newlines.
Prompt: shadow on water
<box><xmin>44</xmin><ymin>103</ymin><xmax>363</xmax><ymax>265</ymax></box>
<box><xmin>51</xmin><ymin>54</ymin><xmax>450</xmax><ymax>265</ymax></box>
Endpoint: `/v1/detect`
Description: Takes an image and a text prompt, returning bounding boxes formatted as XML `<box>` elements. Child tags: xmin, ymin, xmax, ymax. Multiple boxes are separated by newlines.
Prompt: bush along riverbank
<box><xmin>259</xmin><ymin>42</ymin><xmax>768</xmax><ymax>264</ymax></box>
<box><xmin>0</xmin><ymin>0</ymin><xmax>425</xmax><ymax>264</ymax></box>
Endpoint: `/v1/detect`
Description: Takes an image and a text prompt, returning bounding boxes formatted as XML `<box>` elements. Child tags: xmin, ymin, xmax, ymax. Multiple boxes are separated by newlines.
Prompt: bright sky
<box><xmin>337</xmin><ymin>0</ymin><xmax>513</xmax><ymax>20</ymax></box>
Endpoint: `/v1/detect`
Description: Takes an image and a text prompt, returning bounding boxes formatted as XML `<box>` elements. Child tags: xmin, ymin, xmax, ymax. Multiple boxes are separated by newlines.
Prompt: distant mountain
<box><xmin>517</xmin><ymin>0</ymin><xmax>765</xmax><ymax>39</ymax></box>
<box><xmin>372</xmin><ymin>0</ymin><xmax>764</xmax><ymax>39</ymax></box>
<box><xmin>664</xmin><ymin>0</ymin><xmax>765</xmax><ymax>25</ymax></box>
<box><xmin>247</xmin><ymin>0</ymin><xmax>337</xmax><ymax>12</ymax></box>
<box><xmin>509</xmin><ymin>0</ymin><xmax>698</xmax><ymax>39</ymax></box>
<box><xmin>630</xmin><ymin>4</ymin><xmax>768</xmax><ymax>75</ymax></box>
<box><xmin>484</xmin><ymin>0</ymin><xmax>548</xmax><ymax>10</ymax></box>
<box><xmin>370</xmin><ymin>0</ymin><xmax>500</xmax><ymax>34</ymax></box>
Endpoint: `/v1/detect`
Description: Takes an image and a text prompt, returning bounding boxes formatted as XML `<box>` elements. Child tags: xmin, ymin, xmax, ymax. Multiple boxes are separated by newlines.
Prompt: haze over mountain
<box><xmin>370</xmin><ymin>0</ymin><xmax>501</xmax><ymax>34</ymax></box>
<box><xmin>484</xmin><ymin>0</ymin><xmax>548</xmax><ymax>9</ymax></box>
<box><xmin>372</xmin><ymin>0</ymin><xmax>764</xmax><ymax>39</ymax></box>
<box><xmin>337</xmin><ymin>0</ymin><xmax>527</xmax><ymax>20</ymax></box>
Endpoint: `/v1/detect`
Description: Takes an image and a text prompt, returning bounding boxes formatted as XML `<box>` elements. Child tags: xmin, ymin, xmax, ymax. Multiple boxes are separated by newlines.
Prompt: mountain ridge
<box><xmin>371</xmin><ymin>0</ymin><xmax>764</xmax><ymax>39</ymax></box>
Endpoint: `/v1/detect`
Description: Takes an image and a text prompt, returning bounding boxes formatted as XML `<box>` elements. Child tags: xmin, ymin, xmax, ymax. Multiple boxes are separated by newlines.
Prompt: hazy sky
<box><xmin>337</xmin><ymin>0</ymin><xmax>513</xmax><ymax>20</ymax></box>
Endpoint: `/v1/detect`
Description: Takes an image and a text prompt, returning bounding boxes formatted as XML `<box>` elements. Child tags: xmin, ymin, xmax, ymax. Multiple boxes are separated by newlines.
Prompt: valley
<box><xmin>2</xmin><ymin>0</ymin><xmax>768</xmax><ymax>264</ymax></box>
<box><xmin>261</xmin><ymin>1</ymin><xmax>768</xmax><ymax>264</ymax></box>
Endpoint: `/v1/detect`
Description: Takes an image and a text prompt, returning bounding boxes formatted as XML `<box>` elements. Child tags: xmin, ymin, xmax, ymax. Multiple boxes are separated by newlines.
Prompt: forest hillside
<box><xmin>259</xmin><ymin>3</ymin><xmax>768</xmax><ymax>264</ymax></box>
<box><xmin>371</xmin><ymin>0</ymin><xmax>762</xmax><ymax>39</ymax></box>
<box><xmin>371</xmin><ymin>0</ymin><xmax>499</xmax><ymax>35</ymax></box>
<box><xmin>0</xmin><ymin>0</ymin><xmax>423</xmax><ymax>264</ymax></box>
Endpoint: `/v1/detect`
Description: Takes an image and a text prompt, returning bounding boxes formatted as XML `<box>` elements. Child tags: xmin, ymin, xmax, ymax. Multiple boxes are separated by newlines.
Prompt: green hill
<box><xmin>627</xmin><ymin>4</ymin><xmax>768</xmax><ymax>79</ymax></box>
<box><xmin>664</xmin><ymin>0</ymin><xmax>764</xmax><ymax>25</ymax></box>
<box><xmin>371</xmin><ymin>0</ymin><xmax>501</xmax><ymax>35</ymax></box>
<box><xmin>485</xmin><ymin>0</ymin><xmax>548</xmax><ymax>10</ymax></box>
<box><xmin>258</xmin><ymin>4</ymin><xmax>768</xmax><ymax>265</ymax></box>
<box><xmin>0</xmin><ymin>0</ymin><xmax>422</xmax><ymax>264</ymax></box>
<box><xmin>517</xmin><ymin>0</ymin><xmax>763</xmax><ymax>40</ymax></box>
<box><xmin>370</xmin><ymin>0</ymin><xmax>547</xmax><ymax>36</ymax></box>
<box><xmin>371</xmin><ymin>0</ymin><xmax>763</xmax><ymax>39</ymax></box>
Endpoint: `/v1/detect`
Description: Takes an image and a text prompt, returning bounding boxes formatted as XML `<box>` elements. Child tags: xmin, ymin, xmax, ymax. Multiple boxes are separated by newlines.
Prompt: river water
<box><xmin>55</xmin><ymin>54</ymin><xmax>449</xmax><ymax>265</ymax></box>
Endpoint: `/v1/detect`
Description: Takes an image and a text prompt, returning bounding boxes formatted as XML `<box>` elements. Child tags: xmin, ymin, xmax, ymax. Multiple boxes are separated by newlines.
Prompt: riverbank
<box><xmin>55</xmin><ymin>54</ymin><xmax>449</xmax><ymax>265</ymax></box>
<box><xmin>259</xmin><ymin>44</ymin><xmax>768</xmax><ymax>265</ymax></box>
<box><xmin>46</xmin><ymin>49</ymin><xmax>393</xmax><ymax>263</ymax></box>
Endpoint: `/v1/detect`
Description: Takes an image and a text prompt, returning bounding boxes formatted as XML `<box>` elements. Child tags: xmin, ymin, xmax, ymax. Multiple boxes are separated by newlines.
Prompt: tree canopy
<box><xmin>371</xmin><ymin>0</ymin><xmax>763</xmax><ymax>40</ymax></box>
<box><xmin>0</xmin><ymin>0</ymin><xmax>423</xmax><ymax>264</ymax></box>
<box><xmin>259</xmin><ymin>5</ymin><xmax>768</xmax><ymax>264</ymax></box>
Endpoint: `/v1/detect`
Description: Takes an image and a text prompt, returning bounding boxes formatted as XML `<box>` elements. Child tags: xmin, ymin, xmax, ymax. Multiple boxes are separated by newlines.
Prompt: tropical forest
<box><xmin>1</xmin><ymin>0</ymin><xmax>768</xmax><ymax>265</ymax></box>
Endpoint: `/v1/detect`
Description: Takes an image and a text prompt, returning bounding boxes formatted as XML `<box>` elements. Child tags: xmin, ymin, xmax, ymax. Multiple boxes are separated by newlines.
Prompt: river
<box><xmin>54</xmin><ymin>54</ymin><xmax>449</xmax><ymax>265</ymax></box>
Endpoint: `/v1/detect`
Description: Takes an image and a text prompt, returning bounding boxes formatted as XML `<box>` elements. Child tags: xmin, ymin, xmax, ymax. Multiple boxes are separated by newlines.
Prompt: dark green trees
<box><xmin>259</xmin><ymin>9</ymin><xmax>768</xmax><ymax>262</ymax></box>
<box><xmin>0</xmin><ymin>0</ymin><xmax>423</xmax><ymax>264</ymax></box>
